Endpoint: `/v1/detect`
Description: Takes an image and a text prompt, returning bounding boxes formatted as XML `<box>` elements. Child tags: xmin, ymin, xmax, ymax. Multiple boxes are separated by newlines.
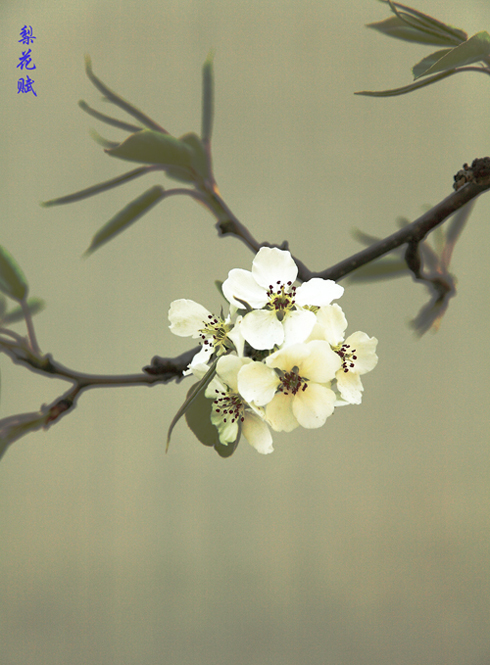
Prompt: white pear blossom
<box><xmin>312</xmin><ymin>304</ymin><xmax>378</xmax><ymax>404</ymax></box>
<box><xmin>205</xmin><ymin>355</ymin><xmax>274</xmax><ymax>454</ymax></box>
<box><xmin>168</xmin><ymin>299</ymin><xmax>236</xmax><ymax>373</ymax></box>
<box><xmin>238</xmin><ymin>340</ymin><xmax>342</xmax><ymax>432</ymax></box>
<box><xmin>222</xmin><ymin>247</ymin><xmax>344</xmax><ymax>350</ymax></box>
<box><xmin>167</xmin><ymin>249</ymin><xmax>379</xmax><ymax>456</ymax></box>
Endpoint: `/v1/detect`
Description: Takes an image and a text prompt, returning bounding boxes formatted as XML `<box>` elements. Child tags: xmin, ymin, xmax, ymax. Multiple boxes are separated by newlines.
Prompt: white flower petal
<box><xmin>238</xmin><ymin>362</ymin><xmax>279</xmax><ymax>406</ymax></box>
<box><xmin>297</xmin><ymin>340</ymin><xmax>342</xmax><ymax>383</ymax></box>
<box><xmin>215</xmin><ymin>354</ymin><xmax>251</xmax><ymax>393</ymax></box>
<box><xmin>282</xmin><ymin>310</ymin><xmax>317</xmax><ymax>346</ymax></box>
<box><xmin>222</xmin><ymin>269</ymin><xmax>268</xmax><ymax>309</ymax></box>
<box><xmin>265</xmin><ymin>392</ymin><xmax>299</xmax><ymax>432</ymax></box>
<box><xmin>292</xmin><ymin>383</ymin><xmax>336</xmax><ymax>428</ymax></box>
<box><xmin>168</xmin><ymin>299</ymin><xmax>212</xmax><ymax>337</ymax></box>
<box><xmin>314</xmin><ymin>304</ymin><xmax>348</xmax><ymax>346</ymax></box>
<box><xmin>336</xmin><ymin>370</ymin><xmax>364</xmax><ymax>405</ymax></box>
<box><xmin>251</xmin><ymin>247</ymin><xmax>298</xmax><ymax>289</ymax></box>
<box><xmin>227</xmin><ymin>315</ymin><xmax>245</xmax><ymax>357</ymax></box>
<box><xmin>344</xmin><ymin>332</ymin><xmax>378</xmax><ymax>374</ymax></box>
<box><xmin>210</xmin><ymin>408</ymin><xmax>240</xmax><ymax>444</ymax></box>
<box><xmin>241</xmin><ymin>309</ymin><xmax>284</xmax><ymax>350</ymax></box>
<box><xmin>265</xmin><ymin>343</ymin><xmax>310</xmax><ymax>372</ymax></box>
<box><xmin>184</xmin><ymin>346</ymin><xmax>214</xmax><ymax>375</ymax></box>
<box><xmin>295</xmin><ymin>278</ymin><xmax>344</xmax><ymax>307</ymax></box>
<box><xmin>242</xmin><ymin>412</ymin><xmax>274</xmax><ymax>454</ymax></box>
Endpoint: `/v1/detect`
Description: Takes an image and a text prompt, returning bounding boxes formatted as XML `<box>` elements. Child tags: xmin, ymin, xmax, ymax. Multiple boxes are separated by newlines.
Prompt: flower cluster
<box><xmin>168</xmin><ymin>247</ymin><xmax>378</xmax><ymax>455</ymax></box>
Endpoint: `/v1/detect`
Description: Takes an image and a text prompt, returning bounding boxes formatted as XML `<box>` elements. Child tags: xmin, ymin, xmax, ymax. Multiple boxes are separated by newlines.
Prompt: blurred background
<box><xmin>1</xmin><ymin>1</ymin><xmax>490</xmax><ymax>663</ymax></box>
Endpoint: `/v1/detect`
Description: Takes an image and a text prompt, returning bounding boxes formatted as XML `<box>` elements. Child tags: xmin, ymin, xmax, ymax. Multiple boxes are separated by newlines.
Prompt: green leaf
<box><xmin>201</xmin><ymin>52</ymin><xmax>214</xmax><ymax>143</ymax></box>
<box><xmin>413</xmin><ymin>31</ymin><xmax>490</xmax><ymax>79</ymax></box>
<box><xmin>41</xmin><ymin>167</ymin><xmax>152</xmax><ymax>207</ymax></box>
<box><xmin>163</xmin><ymin>167</ymin><xmax>196</xmax><ymax>184</ymax></box>
<box><xmin>0</xmin><ymin>245</ymin><xmax>28</xmax><ymax>302</ymax></box>
<box><xmin>84</xmin><ymin>185</ymin><xmax>165</xmax><ymax>255</ymax></box>
<box><xmin>88</xmin><ymin>129</ymin><xmax>119</xmax><ymax>149</ymax></box>
<box><xmin>78</xmin><ymin>100</ymin><xmax>143</xmax><ymax>133</ymax></box>
<box><xmin>105</xmin><ymin>129</ymin><xmax>194</xmax><ymax>169</ymax></box>
<box><xmin>374</xmin><ymin>1</ymin><xmax>466</xmax><ymax>46</ymax></box>
<box><xmin>180</xmin><ymin>132</ymin><xmax>210</xmax><ymax>181</ymax></box>
<box><xmin>1</xmin><ymin>297</ymin><xmax>45</xmax><ymax>325</ymax></box>
<box><xmin>367</xmin><ymin>16</ymin><xmax>462</xmax><ymax>47</ymax></box>
<box><xmin>412</xmin><ymin>48</ymin><xmax>453</xmax><ymax>79</ymax></box>
<box><xmin>355</xmin><ymin>68</ymin><xmax>462</xmax><ymax>97</ymax></box>
<box><xmin>184</xmin><ymin>381</ymin><xmax>220</xmax><ymax>448</ymax></box>
<box><xmin>84</xmin><ymin>55</ymin><xmax>167</xmax><ymax>133</ymax></box>
<box><xmin>184</xmin><ymin>379</ymin><xmax>241</xmax><ymax>457</ymax></box>
<box><xmin>166</xmin><ymin>359</ymin><xmax>218</xmax><ymax>451</ymax></box>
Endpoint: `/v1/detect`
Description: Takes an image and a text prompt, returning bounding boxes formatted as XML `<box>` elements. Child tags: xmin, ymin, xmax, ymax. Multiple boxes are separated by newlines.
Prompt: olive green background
<box><xmin>1</xmin><ymin>1</ymin><xmax>490</xmax><ymax>664</ymax></box>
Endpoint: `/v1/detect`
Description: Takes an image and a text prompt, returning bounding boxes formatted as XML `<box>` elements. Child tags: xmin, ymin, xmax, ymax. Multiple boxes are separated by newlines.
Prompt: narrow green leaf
<box><xmin>166</xmin><ymin>359</ymin><xmax>218</xmax><ymax>451</ymax></box>
<box><xmin>84</xmin><ymin>55</ymin><xmax>167</xmax><ymax>133</ymax></box>
<box><xmin>105</xmin><ymin>129</ymin><xmax>194</xmax><ymax>170</ymax></box>
<box><xmin>412</xmin><ymin>48</ymin><xmax>453</xmax><ymax>79</ymax></box>
<box><xmin>88</xmin><ymin>129</ymin><xmax>120</xmax><ymax>149</ymax></box>
<box><xmin>184</xmin><ymin>381</ymin><xmax>220</xmax><ymax>448</ymax></box>
<box><xmin>180</xmin><ymin>132</ymin><xmax>210</xmax><ymax>181</ymax></box>
<box><xmin>1</xmin><ymin>297</ymin><xmax>45</xmax><ymax>325</ymax></box>
<box><xmin>355</xmin><ymin>68</ymin><xmax>461</xmax><ymax>97</ymax></box>
<box><xmin>381</xmin><ymin>1</ymin><xmax>466</xmax><ymax>45</ymax></box>
<box><xmin>367</xmin><ymin>17</ymin><xmax>461</xmax><ymax>47</ymax></box>
<box><xmin>413</xmin><ymin>32</ymin><xmax>490</xmax><ymax>79</ymax></box>
<box><xmin>84</xmin><ymin>185</ymin><xmax>165</xmax><ymax>255</ymax></box>
<box><xmin>0</xmin><ymin>245</ymin><xmax>28</xmax><ymax>302</ymax></box>
<box><xmin>201</xmin><ymin>52</ymin><xmax>214</xmax><ymax>143</ymax></box>
<box><xmin>78</xmin><ymin>100</ymin><xmax>143</xmax><ymax>133</ymax></box>
<box><xmin>41</xmin><ymin>167</ymin><xmax>152</xmax><ymax>207</ymax></box>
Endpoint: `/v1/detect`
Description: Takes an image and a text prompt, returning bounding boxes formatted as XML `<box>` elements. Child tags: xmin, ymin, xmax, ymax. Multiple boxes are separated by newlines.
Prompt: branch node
<box><xmin>453</xmin><ymin>157</ymin><xmax>490</xmax><ymax>190</ymax></box>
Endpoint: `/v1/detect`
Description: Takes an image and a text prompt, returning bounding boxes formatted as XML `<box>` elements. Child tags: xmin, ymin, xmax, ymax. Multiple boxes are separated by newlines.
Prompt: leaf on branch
<box><xmin>0</xmin><ymin>297</ymin><xmax>45</xmax><ymax>325</ymax></box>
<box><xmin>0</xmin><ymin>245</ymin><xmax>29</xmax><ymax>302</ymax></box>
<box><xmin>179</xmin><ymin>132</ymin><xmax>211</xmax><ymax>181</ymax></box>
<box><xmin>105</xmin><ymin>129</ymin><xmax>194</xmax><ymax>169</ymax></box>
<box><xmin>184</xmin><ymin>379</ymin><xmax>241</xmax><ymax>458</ymax></box>
<box><xmin>41</xmin><ymin>167</ymin><xmax>152</xmax><ymax>207</ymax></box>
<box><xmin>184</xmin><ymin>380</ymin><xmax>220</xmax><ymax>448</ymax></box>
<box><xmin>88</xmin><ymin>129</ymin><xmax>120</xmax><ymax>150</ymax></box>
<box><xmin>78</xmin><ymin>100</ymin><xmax>143</xmax><ymax>133</ymax></box>
<box><xmin>371</xmin><ymin>1</ymin><xmax>467</xmax><ymax>46</ymax></box>
<box><xmin>409</xmin><ymin>201</ymin><xmax>476</xmax><ymax>335</ymax></box>
<box><xmin>355</xmin><ymin>68</ymin><xmax>461</xmax><ymax>97</ymax></box>
<box><xmin>84</xmin><ymin>185</ymin><xmax>166</xmax><ymax>255</ymax></box>
<box><xmin>412</xmin><ymin>31</ymin><xmax>490</xmax><ymax>79</ymax></box>
<box><xmin>166</xmin><ymin>359</ymin><xmax>218</xmax><ymax>452</ymax></box>
<box><xmin>201</xmin><ymin>52</ymin><xmax>214</xmax><ymax>144</ymax></box>
<box><xmin>367</xmin><ymin>16</ymin><xmax>463</xmax><ymax>47</ymax></box>
<box><xmin>84</xmin><ymin>55</ymin><xmax>167</xmax><ymax>133</ymax></box>
<box><xmin>412</xmin><ymin>48</ymin><xmax>453</xmax><ymax>79</ymax></box>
